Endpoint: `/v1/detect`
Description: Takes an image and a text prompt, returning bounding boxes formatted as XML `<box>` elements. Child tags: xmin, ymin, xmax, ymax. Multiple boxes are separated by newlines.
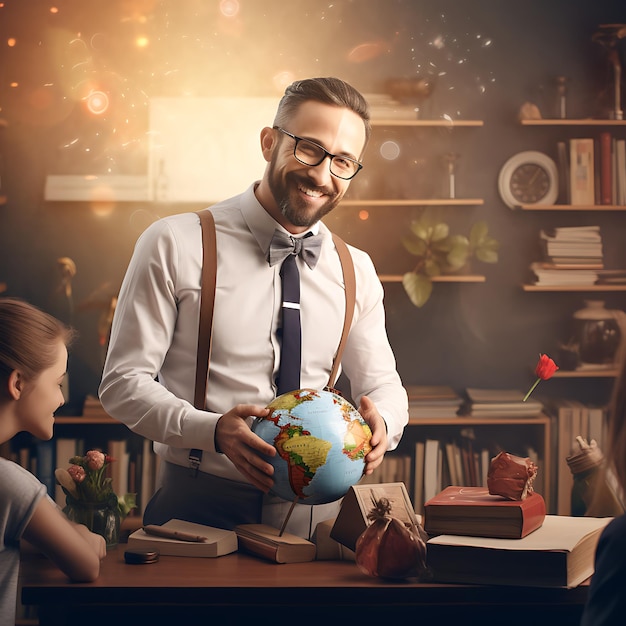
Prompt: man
<box><xmin>99</xmin><ymin>77</ymin><xmax>408</xmax><ymax>538</ymax></box>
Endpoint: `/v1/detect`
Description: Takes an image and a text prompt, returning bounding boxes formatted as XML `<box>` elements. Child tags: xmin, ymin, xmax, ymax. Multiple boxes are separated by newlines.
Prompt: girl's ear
<box><xmin>7</xmin><ymin>369</ymin><xmax>22</xmax><ymax>400</ymax></box>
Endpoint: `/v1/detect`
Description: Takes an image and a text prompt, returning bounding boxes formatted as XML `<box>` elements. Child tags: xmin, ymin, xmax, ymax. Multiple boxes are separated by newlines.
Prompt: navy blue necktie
<box><xmin>277</xmin><ymin>253</ymin><xmax>301</xmax><ymax>396</ymax></box>
<box><xmin>268</xmin><ymin>230</ymin><xmax>323</xmax><ymax>396</ymax></box>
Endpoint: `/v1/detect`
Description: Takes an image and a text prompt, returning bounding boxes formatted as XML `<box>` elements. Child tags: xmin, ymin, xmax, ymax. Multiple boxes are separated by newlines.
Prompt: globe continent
<box><xmin>252</xmin><ymin>388</ymin><xmax>373</xmax><ymax>505</ymax></box>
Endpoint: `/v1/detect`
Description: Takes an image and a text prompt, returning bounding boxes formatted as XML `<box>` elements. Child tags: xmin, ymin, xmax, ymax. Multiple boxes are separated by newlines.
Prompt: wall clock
<box><xmin>498</xmin><ymin>151</ymin><xmax>559</xmax><ymax>209</ymax></box>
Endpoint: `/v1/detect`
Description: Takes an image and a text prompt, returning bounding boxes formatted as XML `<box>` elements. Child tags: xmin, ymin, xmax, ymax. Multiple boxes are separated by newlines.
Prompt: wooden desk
<box><xmin>20</xmin><ymin>548</ymin><xmax>589</xmax><ymax>625</ymax></box>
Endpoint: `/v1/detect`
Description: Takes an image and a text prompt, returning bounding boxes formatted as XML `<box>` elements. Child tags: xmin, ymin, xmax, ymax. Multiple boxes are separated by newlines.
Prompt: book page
<box><xmin>427</xmin><ymin>515</ymin><xmax>611</xmax><ymax>551</ymax></box>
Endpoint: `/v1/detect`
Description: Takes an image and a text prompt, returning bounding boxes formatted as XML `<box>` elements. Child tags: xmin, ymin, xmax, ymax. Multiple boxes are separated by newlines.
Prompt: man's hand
<box><xmin>215</xmin><ymin>404</ymin><xmax>276</xmax><ymax>493</ymax></box>
<box><xmin>358</xmin><ymin>395</ymin><xmax>388</xmax><ymax>475</ymax></box>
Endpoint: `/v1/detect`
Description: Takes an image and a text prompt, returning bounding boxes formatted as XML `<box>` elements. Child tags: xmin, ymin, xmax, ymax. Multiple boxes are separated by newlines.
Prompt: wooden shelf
<box><xmin>520</xmin><ymin>119</ymin><xmax>626</xmax><ymax>126</ymax></box>
<box><xmin>552</xmin><ymin>368</ymin><xmax>618</xmax><ymax>378</ymax></box>
<box><xmin>523</xmin><ymin>284</ymin><xmax>626</xmax><ymax>292</ymax></box>
<box><xmin>408</xmin><ymin>415</ymin><xmax>550</xmax><ymax>426</ymax></box>
<box><xmin>380</xmin><ymin>274</ymin><xmax>486</xmax><ymax>283</ymax></box>
<box><xmin>518</xmin><ymin>203</ymin><xmax>626</xmax><ymax>211</ymax></box>
<box><xmin>342</xmin><ymin>198</ymin><xmax>484</xmax><ymax>207</ymax></box>
<box><xmin>371</xmin><ymin>119</ymin><xmax>483</xmax><ymax>127</ymax></box>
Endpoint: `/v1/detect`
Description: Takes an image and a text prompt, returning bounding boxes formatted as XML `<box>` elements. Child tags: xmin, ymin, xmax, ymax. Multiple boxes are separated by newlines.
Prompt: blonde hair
<box><xmin>0</xmin><ymin>298</ymin><xmax>75</xmax><ymax>385</ymax></box>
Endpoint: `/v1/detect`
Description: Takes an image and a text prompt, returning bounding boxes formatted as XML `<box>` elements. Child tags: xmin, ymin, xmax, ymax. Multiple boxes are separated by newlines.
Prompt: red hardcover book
<box><xmin>423</xmin><ymin>486</ymin><xmax>546</xmax><ymax>539</ymax></box>
<box><xmin>599</xmin><ymin>131</ymin><xmax>613</xmax><ymax>205</ymax></box>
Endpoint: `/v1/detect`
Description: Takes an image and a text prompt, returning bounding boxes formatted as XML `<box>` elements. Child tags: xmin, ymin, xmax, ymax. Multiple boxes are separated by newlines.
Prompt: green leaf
<box><xmin>431</xmin><ymin>222</ymin><xmax>449</xmax><ymax>242</ymax></box>
<box><xmin>446</xmin><ymin>235</ymin><xmax>470</xmax><ymax>270</ymax></box>
<box><xmin>402</xmin><ymin>272</ymin><xmax>434</xmax><ymax>307</ymax></box>
<box><xmin>402</xmin><ymin>234</ymin><xmax>428</xmax><ymax>256</ymax></box>
<box><xmin>469</xmin><ymin>220</ymin><xmax>489</xmax><ymax>246</ymax></box>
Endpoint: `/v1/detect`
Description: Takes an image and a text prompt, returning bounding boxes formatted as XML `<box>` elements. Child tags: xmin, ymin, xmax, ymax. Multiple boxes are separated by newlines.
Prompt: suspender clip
<box><xmin>188</xmin><ymin>449</ymin><xmax>202</xmax><ymax>478</ymax></box>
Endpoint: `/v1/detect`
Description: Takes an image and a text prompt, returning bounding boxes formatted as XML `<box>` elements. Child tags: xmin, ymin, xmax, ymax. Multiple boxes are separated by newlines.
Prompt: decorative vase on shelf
<box><xmin>572</xmin><ymin>300</ymin><xmax>624</xmax><ymax>366</ymax></box>
<box><xmin>63</xmin><ymin>494</ymin><xmax>120</xmax><ymax>549</ymax></box>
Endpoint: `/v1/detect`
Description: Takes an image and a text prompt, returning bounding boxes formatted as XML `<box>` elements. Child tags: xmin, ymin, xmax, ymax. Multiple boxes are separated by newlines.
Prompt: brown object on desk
<box><xmin>234</xmin><ymin>523</ymin><xmax>316</xmax><ymax>563</ymax></box>
<box><xmin>424</xmin><ymin>486</ymin><xmax>546</xmax><ymax>539</ymax></box>
<box><xmin>127</xmin><ymin>519</ymin><xmax>237</xmax><ymax>557</ymax></box>
<box><xmin>426</xmin><ymin>514</ymin><xmax>610</xmax><ymax>588</ymax></box>
<box><xmin>487</xmin><ymin>450</ymin><xmax>537</xmax><ymax>500</ymax></box>
<box><xmin>19</xmin><ymin>548</ymin><xmax>592</xmax><ymax>625</ymax></box>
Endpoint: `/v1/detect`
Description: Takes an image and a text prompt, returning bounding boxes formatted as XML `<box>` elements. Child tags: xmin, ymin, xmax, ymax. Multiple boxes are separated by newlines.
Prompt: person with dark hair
<box><xmin>580</xmin><ymin>348</ymin><xmax>626</xmax><ymax>625</ymax></box>
<box><xmin>99</xmin><ymin>77</ymin><xmax>408</xmax><ymax>538</ymax></box>
<box><xmin>0</xmin><ymin>298</ymin><xmax>106</xmax><ymax>624</ymax></box>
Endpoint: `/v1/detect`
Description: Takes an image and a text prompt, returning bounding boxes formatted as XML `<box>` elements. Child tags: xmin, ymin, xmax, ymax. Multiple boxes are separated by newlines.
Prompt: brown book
<box><xmin>426</xmin><ymin>514</ymin><xmax>611</xmax><ymax>588</ymax></box>
<box><xmin>424</xmin><ymin>486</ymin><xmax>546</xmax><ymax>539</ymax></box>
<box><xmin>599</xmin><ymin>131</ymin><xmax>613</xmax><ymax>205</ymax></box>
<box><xmin>127</xmin><ymin>519</ymin><xmax>238</xmax><ymax>557</ymax></box>
<box><xmin>234</xmin><ymin>524</ymin><xmax>316</xmax><ymax>563</ymax></box>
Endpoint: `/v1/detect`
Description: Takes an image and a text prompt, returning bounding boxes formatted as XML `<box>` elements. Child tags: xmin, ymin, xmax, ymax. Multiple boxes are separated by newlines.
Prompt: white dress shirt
<box><xmin>99</xmin><ymin>182</ymin><xmax>408</xmax><ymax>486</ymax></box>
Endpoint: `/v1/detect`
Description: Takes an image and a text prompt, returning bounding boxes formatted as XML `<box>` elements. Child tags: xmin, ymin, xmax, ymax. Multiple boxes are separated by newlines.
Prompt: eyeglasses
<box><xmin>273</xmin><ymin>126</ymin><xmax>363</xmax><ymax>180</ymax></box>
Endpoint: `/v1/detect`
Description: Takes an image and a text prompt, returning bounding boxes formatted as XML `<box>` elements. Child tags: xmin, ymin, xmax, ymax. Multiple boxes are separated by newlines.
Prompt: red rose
<box><xmin>535</xmin><ymin>353</ymin><xmax>559</xmax><ymax>380</ymax></box>
<box><xmin>523</xmin><ymin>353</ymin><xmax>559</xmax><ymax>402</ymax></box>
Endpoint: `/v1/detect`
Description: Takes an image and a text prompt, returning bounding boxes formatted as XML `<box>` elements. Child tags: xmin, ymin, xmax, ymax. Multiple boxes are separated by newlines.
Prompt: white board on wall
<box><xmin>149</xmin><ymin>97</ymin><xmax>279</xmax><ymax>203</ymax></box>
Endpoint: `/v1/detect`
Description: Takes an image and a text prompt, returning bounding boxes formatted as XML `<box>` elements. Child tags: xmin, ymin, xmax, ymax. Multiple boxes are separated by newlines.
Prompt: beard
<box><xmin>267</xmin><ymin>157</ymin><xmax>344</xmax><ymax>229</ymax></box>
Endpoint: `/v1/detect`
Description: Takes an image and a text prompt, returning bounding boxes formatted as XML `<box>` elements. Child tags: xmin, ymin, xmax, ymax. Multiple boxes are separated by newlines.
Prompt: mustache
<box><xmin>290</xmin><ymin>173</ymin><xmax>336</xmax><ymax>198</ymax></box>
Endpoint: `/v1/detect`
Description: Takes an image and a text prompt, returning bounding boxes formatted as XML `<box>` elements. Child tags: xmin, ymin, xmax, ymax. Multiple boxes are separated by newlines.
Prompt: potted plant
<box><xmin>401</xmin><ymin>212</ymin><xmax>500</xmax><ymax>307</ymax></box>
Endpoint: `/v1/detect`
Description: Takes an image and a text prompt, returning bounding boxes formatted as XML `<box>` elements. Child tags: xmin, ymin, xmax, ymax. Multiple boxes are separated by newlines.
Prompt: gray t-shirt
<box><xmin>0</xmin><ymin>457</ymin><xmax>47</xmax><ymax>625</ymax></box>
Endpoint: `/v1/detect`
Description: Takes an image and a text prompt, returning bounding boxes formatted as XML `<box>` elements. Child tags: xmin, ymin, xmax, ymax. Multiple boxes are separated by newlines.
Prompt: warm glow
<box><xmin>219</xmin><ymin>0</ymin><xmax>240</xmax><ymax>17</ymax></box>
<box><xmin>50</xmin><ymin>6</ymin><xmax>58</xmax><ymax>14</ymax></box>
<box><xmin>135</xmin><ymin>35</ymin><xmax>149</xmax><ymax>48</ymax></box>
<box><xmin>358</xmin><ymin>210</ymin><xmax>369</xmax><ymax>221</ymax></box>
<box><xmin>84</xmin><ymin>90</ymin><xmax>109</xmax><ymax>115</ymax></box>
<box><xmin>7</xmin><ymin>37</ymin><xmax>15</xmax><ymax>47</ymax></box>
<box><xmin>9</xmin><ymin>81</ymin><xmax>17</xmax><ymax>88</ymax></box>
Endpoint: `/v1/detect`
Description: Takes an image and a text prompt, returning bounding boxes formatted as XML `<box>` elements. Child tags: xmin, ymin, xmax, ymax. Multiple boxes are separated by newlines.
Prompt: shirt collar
<box><xmin>240</xmin><ymin>182</ymin><xmax>324</xmax><ymax>260</ymax></box>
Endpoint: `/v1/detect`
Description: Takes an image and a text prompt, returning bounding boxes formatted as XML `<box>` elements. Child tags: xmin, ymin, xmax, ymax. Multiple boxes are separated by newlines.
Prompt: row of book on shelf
<box><xmin>544</xmin><ymin>397</ymin><xmax>610</xmax><ymax>517</ymax></box>
<box><xmin>1</xmin><ymin>434</ymin><xmax>159</xmax><ymax>515</ymax></box>
<box><xmin>558</xmin><ymin>135</ymin><xmax>626</xmax><ymax>206</ymax></box>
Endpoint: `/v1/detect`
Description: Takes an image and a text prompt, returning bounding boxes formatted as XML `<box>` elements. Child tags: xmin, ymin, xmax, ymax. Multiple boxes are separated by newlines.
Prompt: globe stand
<box><xmin>278</xmin><ymin>497</ymin><xmax>299</xmax><ymax>536</ymax></box>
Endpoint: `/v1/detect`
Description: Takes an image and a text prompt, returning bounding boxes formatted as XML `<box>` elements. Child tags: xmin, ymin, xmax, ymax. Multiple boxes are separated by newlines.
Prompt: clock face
<box><xmin>510</xmin><ymin>163</ymin><xmax>551</xmax><ymax>203</ymax></box>
<box><xmin>498</xmin><ymin>151</ymin><xmax>559</xmax><ymax>209</ymax></box>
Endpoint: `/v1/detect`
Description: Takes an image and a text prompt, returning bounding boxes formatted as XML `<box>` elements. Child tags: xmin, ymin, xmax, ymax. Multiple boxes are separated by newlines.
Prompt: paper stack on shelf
<box><xmin>531</xmin><ymin>225</ymin><xmax>605</xmax><ymax>286</ymax></box>
<box><xmin>540</xmin><ymin>225</ymin><xmax>603</xmax><ymax>264</ymax></box>
<box><xmin>463</xmin><ymin>388</ymin><xmax>543</xmax><ymax>418</ymax></box>
<box><xmin>406</xmin><ymin>385</ymin><xmax>463</xmax><ymax>419</ymax></box>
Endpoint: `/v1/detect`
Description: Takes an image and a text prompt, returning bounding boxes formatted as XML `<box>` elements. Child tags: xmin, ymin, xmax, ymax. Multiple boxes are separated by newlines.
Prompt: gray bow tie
<box><xmin>267</xmin><ymin>230</ymin><xmax>323</xmax><ymax>270</ymax></box>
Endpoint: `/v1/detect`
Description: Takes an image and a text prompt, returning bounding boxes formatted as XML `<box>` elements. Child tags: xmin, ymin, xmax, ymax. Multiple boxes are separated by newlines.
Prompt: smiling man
<box><xmin>99</xmin><ymin>77</ymin><xmax>408</xmax><ymax>539</ymax></box>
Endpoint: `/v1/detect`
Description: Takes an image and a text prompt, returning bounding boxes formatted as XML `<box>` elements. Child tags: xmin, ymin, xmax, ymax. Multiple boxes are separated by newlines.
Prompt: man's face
<box><xmin>265</xmin><ymin>101</ymin><xmax>366</xmax><ymax>229</ymax></box>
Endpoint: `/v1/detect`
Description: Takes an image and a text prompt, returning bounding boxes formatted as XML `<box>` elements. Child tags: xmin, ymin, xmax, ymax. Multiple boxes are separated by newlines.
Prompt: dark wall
<box><xmin>0</xmin><ymin>0</ymin><xmax>625</xmax><ymax>411</ymax></box>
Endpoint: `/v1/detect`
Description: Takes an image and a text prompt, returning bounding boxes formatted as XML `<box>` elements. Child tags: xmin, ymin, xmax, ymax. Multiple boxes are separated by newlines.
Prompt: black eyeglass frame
<box><xmin>273</xmin><ymin>126</ymin><xmax>363</xmax><ymax>180</ymax></box>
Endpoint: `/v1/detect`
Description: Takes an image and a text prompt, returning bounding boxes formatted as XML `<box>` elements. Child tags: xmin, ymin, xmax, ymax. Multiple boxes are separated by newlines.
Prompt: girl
<box><xmin>0</xmin><ymin>298</ymin><xmax>106</xmax><ymax>624</ymax></box>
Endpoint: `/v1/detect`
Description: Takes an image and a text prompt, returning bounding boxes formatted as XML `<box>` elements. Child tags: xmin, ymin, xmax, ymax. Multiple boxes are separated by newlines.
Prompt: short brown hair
<box><xmin>273</xmin><ymin>77</ymin><xmax>371</xmax><ymax>150</ymax></box>
<box><xmin>0</xmin><ymin>298</ymin><xmax>75</xmax><ymax>385</ymax></box>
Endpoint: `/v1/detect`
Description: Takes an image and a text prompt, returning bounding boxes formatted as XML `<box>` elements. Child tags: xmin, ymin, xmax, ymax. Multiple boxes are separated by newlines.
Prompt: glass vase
<box><xmin>63</xmin><ymin>494</ymin><xmax>120</xmax><ymax>549</ymax></box>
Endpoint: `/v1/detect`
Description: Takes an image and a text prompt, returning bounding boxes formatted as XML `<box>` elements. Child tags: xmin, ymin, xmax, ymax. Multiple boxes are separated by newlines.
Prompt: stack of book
<box><xmin>406</xmin><ymin>385</ymin><xmax>463</xmax><ymax>419</ymax></box>
<box><xmin>425</xmin><ymin>512</ymin><xmax>611</xmax><ymax>588</ymax></box>
<box><xmin>539</xmin><ymin>225</ymin><xmax>603</xmax><ymax>267</ymax></box>
<box><xmin>463</xmin><ymin>388</ymin><xmax>543</xmax><ymax>418</ymax></box>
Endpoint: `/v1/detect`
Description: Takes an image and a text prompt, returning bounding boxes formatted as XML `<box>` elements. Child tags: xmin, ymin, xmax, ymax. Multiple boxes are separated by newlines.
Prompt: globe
<box><xmin>252</xmin><ymin>388</ymin><xmax>373</xmax><ymax>505</ymax></box>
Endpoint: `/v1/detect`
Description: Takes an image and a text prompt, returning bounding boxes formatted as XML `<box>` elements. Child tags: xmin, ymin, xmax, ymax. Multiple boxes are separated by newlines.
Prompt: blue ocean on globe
<box><xmin>252</xmin><ymin>388</ymin><xmax>373</xmax><ymax>505</ymax></box>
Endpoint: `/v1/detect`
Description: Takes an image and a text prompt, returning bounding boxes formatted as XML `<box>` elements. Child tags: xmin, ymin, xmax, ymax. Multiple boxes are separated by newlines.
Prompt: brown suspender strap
<box><xmin>189</xmin><ymin>221</ymin><xmax>356</xmax><ymax>474</ymax></box>
<box><xmin>189</xmin><ymin>210</ymin><xmax>217</xmax><ymax>474</ymax></box>
<box><xmin>327</xmin><ymin>233</ymin><xmax>356</xmax><ymax>391</ymax></box>
<box><xmin>194</xmin><ymin>210</ymin><xmax>217</xmax><ymax>410</ymax></box>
